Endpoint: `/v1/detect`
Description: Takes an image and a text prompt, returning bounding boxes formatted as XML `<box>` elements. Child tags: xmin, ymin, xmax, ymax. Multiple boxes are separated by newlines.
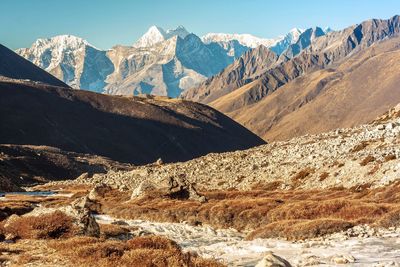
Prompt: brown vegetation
<box><xmin>1</xmin><ymin>211</ymin><xmax>77</xmax><ymax>240</ymax></box>
<box><xmin>49</xmin><ymin>236</ymin><xmax>224</xmax><ymax>267</ymax></box>
<box><xmin>246</xmin><ymin>219</ymin><xmax>354</xmax><ymax>240</ymax></box>
<box><xmin>97</xmin><ymin>181</ymin><xmax>400</xmax><ymax>240</ymax></box>
<box><xmin>360</xmin><ymin>155</ymin><xmax>376</xmax><ymax>166</ymax></box>
<box><xmin>319</xmin><ymin>172</ymin><xmax>329</xmax><ymax>181</ymax></box>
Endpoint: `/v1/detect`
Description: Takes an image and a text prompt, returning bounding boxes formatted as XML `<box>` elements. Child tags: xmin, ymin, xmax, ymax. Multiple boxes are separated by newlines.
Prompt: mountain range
<box><xmin>184</xmin><ymin>15</ymin><xmax>400</xmax><ymax>141</ymax></box>
<box><xmin>16</xmin><ymin>26</ymin><xmax>330</xmax><ymax>97</ymax></box>
<box><xmin>11</xmin><ymin>16</ymin><xmax>400</xmax><ymax>143</ymax></box>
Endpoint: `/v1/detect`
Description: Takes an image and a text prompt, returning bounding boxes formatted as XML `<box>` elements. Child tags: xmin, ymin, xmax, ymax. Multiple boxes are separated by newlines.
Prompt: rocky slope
<box><xmin>211</xmin><ymin>35</ymin><xmax>400</xmax><ymax>141</ymax></box>
<box><xmin>0</xmin><ymin>43</ymin><xmax>67</xmax><ymax>87</ymax></box>
<box><xmin>185</xmin><ymin>16</ymin><xmax>400</xmax><ymax>107</ymax></box>
<box><xmin>0</xmin><ymin>144</ymin><xmax>132</xmax><ymax>191</ymax></box>
<box><xmin>0</xmin><ymin>79</ymin><xmax>265</xmax><ymax>166</ymax></box>
<box><xmin>73</xmin><ymin>103</ymin><xmax>400</xmax><ymax>192</ymax></box>
<box><xmin>181</xmin><ymin>26</ymin><xmax>328</xmax><ymax>103</ymax></box>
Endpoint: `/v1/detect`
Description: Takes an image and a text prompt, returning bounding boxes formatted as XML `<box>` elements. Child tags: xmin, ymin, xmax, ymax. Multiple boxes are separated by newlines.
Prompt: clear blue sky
<box><xmin>2</xmin><ymin>0</ymin><xmax>400</xmax><ymax>50</ymax></box>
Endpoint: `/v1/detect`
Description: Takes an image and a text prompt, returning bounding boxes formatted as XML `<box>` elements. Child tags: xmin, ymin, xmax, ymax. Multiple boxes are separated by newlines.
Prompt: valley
<box><xmin>1</xmin><ymin>5</ymin><xmax>400</xmax><ymax>266</ymax></box>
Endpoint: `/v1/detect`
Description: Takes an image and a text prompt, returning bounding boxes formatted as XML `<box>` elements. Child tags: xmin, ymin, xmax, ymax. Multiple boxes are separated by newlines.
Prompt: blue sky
<box><xmin>2</xmin><ymin>0</ymin><xmax>400</xmax><ymax>50</ymax></box>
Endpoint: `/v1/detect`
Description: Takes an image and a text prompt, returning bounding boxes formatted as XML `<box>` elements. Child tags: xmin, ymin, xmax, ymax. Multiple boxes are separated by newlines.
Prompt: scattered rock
<box><xmin>130</xmin><ymin>180</ymin><xmax>157</xmax><ymax>199</ymax></box>
<box><xmin>131</xmin><ymin>175</ymin><xmax>206</xmax><ymax>202</ymax></box>
<box><xmin>255</xmin><ymin>252</ymin><xmax>292</xmax><ymax>267</ymax></box>
<box><xmin>331</xmin><ymin>254</ymin><xmax>355</xmax><ymax>264</ymax></box>
<box><xmin>156</xmin><ymin>158</ymin><xmax>164</xmax><ymax>165</ymax></box>
<box><xmin>88</xmin><ymin>183</ymin><xmax>112</xmax><ymax>200</ymax></box>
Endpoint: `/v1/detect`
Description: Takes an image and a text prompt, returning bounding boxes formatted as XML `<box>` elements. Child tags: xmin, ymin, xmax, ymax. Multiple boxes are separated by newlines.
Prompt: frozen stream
<box><xmin>95</xmin><ymin>215</ymin><xmax>400</xmax><ymax>266</ymax></box>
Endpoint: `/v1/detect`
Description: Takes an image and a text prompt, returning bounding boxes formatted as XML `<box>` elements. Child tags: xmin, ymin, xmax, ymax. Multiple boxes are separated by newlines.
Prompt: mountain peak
<box><xmin>30</xmin><ymin>34</ymin><xmax>92</xmax><ymax>49</ymax></box>
<box><xmin>133</xmin><ymin>25</ymin><xmax>189</xmax><ymax>48</ymax></box>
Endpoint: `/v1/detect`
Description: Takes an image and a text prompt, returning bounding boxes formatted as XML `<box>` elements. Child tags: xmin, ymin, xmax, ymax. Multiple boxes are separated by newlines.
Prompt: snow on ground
<box><xmin>95</xmin><ymin>215</ymin><xmax>400</xmax><ymax>267</ymax></box>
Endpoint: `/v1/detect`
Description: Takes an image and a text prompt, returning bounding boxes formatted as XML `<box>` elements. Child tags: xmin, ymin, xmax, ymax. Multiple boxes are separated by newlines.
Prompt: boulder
<box><xmin>131</xmin><ymin>180</ymin><xmax>157</xmax><ymax>199</ymax></box>
<box><xmin>255</xmin><ymin>252</ymin><xmax>292</xmax><ymax>267</ymax></box>
<box><xmin>130</xmin><ymin>174</ymin><xmax>206</xmax><ymax>202</ymax></box>
<box><xmin>88</xmin><ymin>183</ymin><xmax>112</xmax><ymax>201</ymax></box>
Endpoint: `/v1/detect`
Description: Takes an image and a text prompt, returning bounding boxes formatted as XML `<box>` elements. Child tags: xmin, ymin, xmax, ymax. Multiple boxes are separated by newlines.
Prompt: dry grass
<box><xmin>49</xmin><ymin>236</ymin><xmax>224</xmax><ymax>267</ymax></box>
<box><xmin>291</xmin><ymin>167</ymin><xmax>315</xmax><ymax>187</ymax></box>
<box><xmin>350</xmin><ymin>141</ymin><xmax>369</xmax><ymax>152</ymax></box>
<box><xmin>99</xmin><ymin>223</ymin><xmax>131</xmax><ymax>239</ymax></box>
<box><xmin>360</xmin><ymin>155</ymin><xmax>376</xmax><ymax>166</ymax></box>
<box><xmin>246</xmin><ymin>219</ymin><xmax>354</xmax><ymax>240</ymax></box>
<box><xmin>96</xmin><ymin>182</ymin><xmax>400</xmax><ymax>240</ymax></box>
<box><xmin>319</xmin><ymin>172</ymin><xmax>329</xmax><ymax>181</ymax></box>
<box><xmin>384</xmin><ymin>154</ymin><xmax>397</xmax><ymax>162</ymax></box>
<box><xmin>2</xmin><ymin>211</ymin><xmax>77</xmax><ymax>240</ymax></box>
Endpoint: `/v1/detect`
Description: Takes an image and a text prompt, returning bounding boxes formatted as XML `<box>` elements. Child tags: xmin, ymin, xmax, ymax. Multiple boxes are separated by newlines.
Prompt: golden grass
<box><xmin>246</xmin><ymin>219</ymin><xmax>354</xmax><ymax>240</ymax></box>
<box><xmin>360</xmin><ymin>155</ymin><xmax>376</xmax><ymax>166</ymax></box>
<box><xmin>49</xmin><ymin>236</ymin><xmax>224</xmax><ymax>267</ymax></box>
<box><xmin>96</xmin><ymin>182</ymin><xmax>400</xmax><ymax>240</ymax></box>
<box><xmin>2</xmin><ymin>211</ymin><xmax>77</xmax><ymax>239</ymax></box>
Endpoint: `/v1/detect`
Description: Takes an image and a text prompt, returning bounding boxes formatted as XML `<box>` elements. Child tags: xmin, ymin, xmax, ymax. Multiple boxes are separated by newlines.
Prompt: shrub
<box><xmin>3</xmin><ymin>211</ymin><xmax>76</xmax><ymax>239</ymax></box>
<box><xmin>246</xmin><ymin>219</ymin><xmax>354</xmax><ymax>240</ymax></box>
<box><xmin>360</xmin><ymin>155</ymin><xmax>376</xmax><ymax>166</ymax></box>
<box><xmin>319</xmin><ymin>172</ymin><xmax>329</xmax><ymax>181</ymax></box>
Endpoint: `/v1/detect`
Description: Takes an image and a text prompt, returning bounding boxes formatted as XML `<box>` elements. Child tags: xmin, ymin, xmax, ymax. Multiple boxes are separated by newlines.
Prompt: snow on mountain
<box><xmin>201</xmin><ymin>33</ymin><xmax>278</xmax><ymax>48</ymax></box>
<box><xmin>133</xmin><ymin>26</ymin><xmax>190</xmax><ymax>48</ymax></box>
<box><xmin>16</xmin><ymin>25</ymin><xmax>331</xmax><ymax>97</ymax></box>
<box><xmin>16</xmin><ymin>35</ymin><xmax>114</xmax><ymax>92</ymax></box>
<box><xmin>201</xmin><ymin>28</ymin><xmax>306</xmax><ymax>55</ymax></box>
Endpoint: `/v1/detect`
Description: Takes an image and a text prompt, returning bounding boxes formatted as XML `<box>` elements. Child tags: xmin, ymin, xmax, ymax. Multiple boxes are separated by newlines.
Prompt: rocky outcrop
<box><xmin>88</xmin><ymin>183</ymin><xmax>113</xmax><ymax>201</ymax></box>
<box><xmin>25</xmin><ymin>197</ymin><xmax>100</xmax><ymax>237</ymax></box>
<box><xmin>131</xmin><ymin>175</ymin><xmax>206</xmax><ymax>202</ymax></box>
<box><xmin>255</xmin><ymin>252</ymin><xmax>292</xmax><ymax>267</ymax></box>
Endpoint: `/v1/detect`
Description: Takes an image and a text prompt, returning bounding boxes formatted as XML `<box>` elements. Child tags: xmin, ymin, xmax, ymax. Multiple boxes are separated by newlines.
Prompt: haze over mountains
<box><xmin>16</xmin><ymin>26</ymin><xmax>330</xmax><ymax>97</ymax></box>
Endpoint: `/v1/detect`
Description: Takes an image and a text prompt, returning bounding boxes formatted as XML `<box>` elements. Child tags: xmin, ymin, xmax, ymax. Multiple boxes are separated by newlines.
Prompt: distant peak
<box><xmin>29</xmin><ymin>34</ymin><xmax>94</xmax><ymax>49</ymax></box>
<box><xmin>134</xmin><ymin>25</ymin><xmax>189</xmax><ymax>48</ymax></box>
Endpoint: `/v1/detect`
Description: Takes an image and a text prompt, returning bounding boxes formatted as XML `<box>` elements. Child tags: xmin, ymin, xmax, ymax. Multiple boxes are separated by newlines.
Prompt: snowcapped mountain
<box><xmin>133</xmin><ymin>25</ymin><xmax>190</xmax><ymax>48</ymax></box>
<box><xmin>16</xmin><ymin>25</ymin><xmax>332</xmax><ymax>97</ymax></box>
<box><xmin>201</xmin><ymin>28</ymin><xmax>305</xmax><ymax>55</ymax></box>
<box><xmin>16</xmin><ymin>35</ymin><xmax>114</xmax><ymax>92</ymax></box>
<box><xmin>105</xmin><ymin>33</ymin><xmax>233</xmax><ymax>97</ymax></box>
<box><xmin>202</xmin><ymin>32</ymin><xmax>278</xmax><ymax>48</ymax></box>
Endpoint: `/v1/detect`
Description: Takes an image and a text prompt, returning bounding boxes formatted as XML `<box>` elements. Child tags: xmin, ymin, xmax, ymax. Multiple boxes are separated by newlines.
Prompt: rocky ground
<box><xmin>1</xmin><ymin>104</ymin><xmax>399</xmax><ymax>266</ymax></box>
<box><xmin>59</xmin><ymin>104</ymin><xmax>400</xmax><ymax>192</ymax></box>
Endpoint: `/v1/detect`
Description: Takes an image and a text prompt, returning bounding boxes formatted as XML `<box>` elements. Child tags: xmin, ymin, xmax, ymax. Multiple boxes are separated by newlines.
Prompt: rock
<box><xmin>156</xmin><ymin>158</ymin><xmax>164</xmax><ymax>165</ymax></box>
<box><xmin>77</xmin><ymin>172</ymin><xmax>89</xmax><ymax>180</ymax></box>
<box><xmin>255</xmin><ymin>252</ymin><xmax>292</xmax><ymax>267</ymax></box>
<box><xmin>131</xmin><ymin>175</ymin><xmax>206</xmax><ymax>202</ymax></box>
<box><xmin>130</xmin><ymin>180</ymin><xmax>157</xmax><ymax>199</ymax></box>
<box><xmin>30</xmin><ymin>197</ymin><xmax>100</xmax><ymax>237</ymax></box>
<box><xmin>88</xmin><ymin>183</ymin><xmax>112</xmax><ymax>201</ymax></box>
<box><xmin>161</xmin><ymin>175</ymin><xmax>207</xmax><ymax>202</ymax></box>
<box><xmin>64</xmin><ymin>197</ymin><xmax>100</xmax><ymax>237</ymax></box>
<box><xmin>111</xmin><ymin>220</ymin><xmax>129</xmax><ymax>226</ymax></box>
<box><xmin>3</xmin><ymin>214</ymin><xmax>20</xmax><ymax>228</ymax></box>
<box><xmin>5</xmin><ymin>233</ymin><xmax>17</xmax><ymax>242</ymax></box>
<box><xmin>331</xmin><ymin>254</ymin><xmax>355</xmax><ymax>264</ymax></box>
<box><xmin>72</xmin><ymin>195</ymin><xmax>100</xmax><ymax>212</ymax></box>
